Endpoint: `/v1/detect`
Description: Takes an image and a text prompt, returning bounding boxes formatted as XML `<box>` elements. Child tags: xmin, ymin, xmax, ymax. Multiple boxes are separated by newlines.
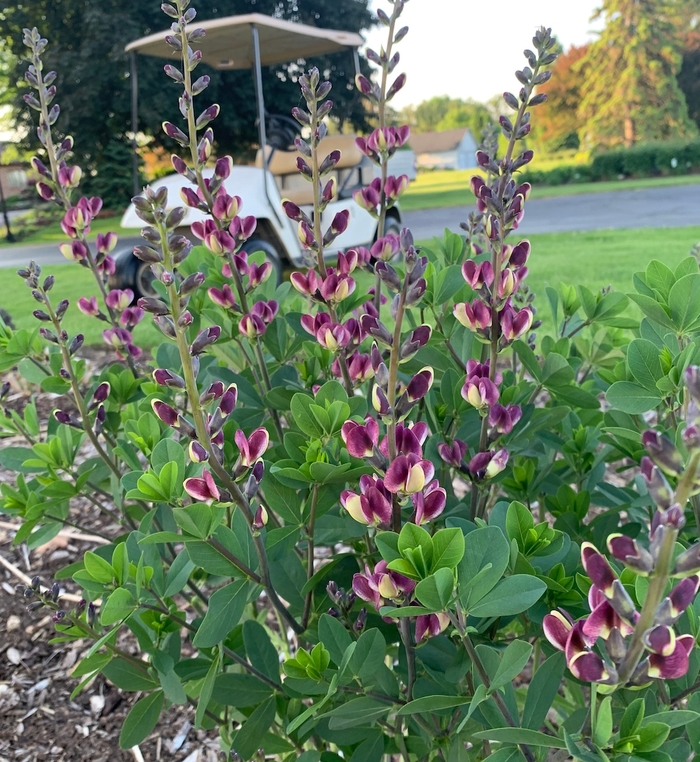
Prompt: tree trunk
<box><xmin>624</xmin><ymin>114</ymin><xmax>636</xmax><ymax>147</ymax></box>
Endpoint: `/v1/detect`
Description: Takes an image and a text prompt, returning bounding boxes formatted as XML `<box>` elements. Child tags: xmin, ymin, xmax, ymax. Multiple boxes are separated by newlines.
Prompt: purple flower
<box><xmin>468</xmin><ymin>449</ymin><xmax>509</xmax><ymax>481</ymax></box>
<box><xmin>489</xmin><ymin>404</ymin><xmax>522</xmax><ymax>434</ymax></box>
<box><xmin>412</xmin><ymin>481</ymin><xmax>446</xmax><ymax>525</ymax></box>
<box><xmin>151</xmin><ymin>399</ymin><xmax>179</xmax><ymax>427</ymax></box>
<box><xmin>352</xmin><ymin>560</ymin><xmax>415</xmax><ymax>611</ymax></box>
<box><xmin>96</xmin><ymin>232</ymin><xmax>118</xmax><ymax>255</ymax></box>
<box><xmin>438</xmin><ymin>439</ymin><xmax>468</xmax><ymax>468</ymax></box>
<box><xmin>462</xmin><ymin>260</ymin><xmax>494</xmax><ymax>290</ymax></box>
<box><xmin>606</xmin><ymin>534</ymin><xmax>654</xmax><ymax>575</ymax></box>
<box><xmin>642</xmin><ymin>430</ymin><xmax>683</xmax><ymax>476</ymax></box>
<box><xmin>454</xmin><ymin>299</ymin><xmax>491</xmax><ymax>332</ymax></box>
<box><xmin>184</xmin><ymin>469</ymin><xmax>220</xmax><ymax>504</ymax></box>
<box><xmin>500</xmin><ymin>305</ymin><xmax>533</xmax><ymax>342</ymax></box>
<box><xmin>77</xmin><ymin>296</ymin><xmax>100</xmax><ymax>317</ymax></box>
<box><xmin>105</xmin><ymin>289</ymin><xmax>134</xmax><ymax>312</ymax></box>
<box><xmin>415</xmin><ymin>612</ymin><xmax>449</xmax><ymax>642</ymax></box>
<box><xmin>384</xmin><ymin>454</ymin><xmax>434</xmax><ymax>495</ymax></box>
<box><xmin>341</xmin><ymin>481</ymin><xmax>391</xmax><ymax>527</ymax></box>
<box><xmin>462</xmin><ymin>378</ymin><xmax>500</xmax><ymax>412</ymax></box>
<box><xmin>316</xmin><ymin>322</ymin><xmax>350</xmax><ymax>351</ymax></box>
<box><xmin>59</xmin><ymin>240</ymin><xmax>88</xmax><ymax>262</ymax></box>
<box><xmin>342</xmin><ymin>418</ymin><xmax>379</xmax><ymax>459</ymax></box>
<box><xmin>235</xmin><ymin>427</ymin><xmax>270</xmax><ymax>467</ymax></box>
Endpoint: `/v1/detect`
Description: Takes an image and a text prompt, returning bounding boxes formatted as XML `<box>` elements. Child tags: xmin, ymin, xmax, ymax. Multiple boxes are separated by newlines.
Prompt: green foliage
<box><xmin>578</xmin><ymin>0</ymin><xmax>697</xmax><ymax>148</ymax></box>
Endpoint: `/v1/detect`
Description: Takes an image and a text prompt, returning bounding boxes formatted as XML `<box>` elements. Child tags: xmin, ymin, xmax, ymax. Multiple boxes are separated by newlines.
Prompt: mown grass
<box><xmin>1</xmin><ymin>226</ymin><xmax>699</xmax><ymax>348</ymax></box>
<box><xmin>400</xmin><ymin>170</ymin><xmax>700</xmax><ymax>212</ymax></box>
<box><xmin>1</xmin><ymin>215</ymin><xmax>132</xmax><ymax>248</ymax></box>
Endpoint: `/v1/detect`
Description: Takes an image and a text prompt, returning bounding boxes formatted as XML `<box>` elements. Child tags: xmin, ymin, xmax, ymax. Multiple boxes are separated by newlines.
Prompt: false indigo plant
<box><xmin>3</xmin><ymin>2</ymin><xmax>700</xmax><ymax>761</ymax></box>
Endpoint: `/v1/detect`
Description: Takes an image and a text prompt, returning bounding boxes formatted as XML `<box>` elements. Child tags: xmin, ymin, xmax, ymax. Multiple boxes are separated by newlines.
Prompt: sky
<box><xmin>365</xmin><ymin>0</ymin><xmax>604</xmax><ymax>109</ymax></box>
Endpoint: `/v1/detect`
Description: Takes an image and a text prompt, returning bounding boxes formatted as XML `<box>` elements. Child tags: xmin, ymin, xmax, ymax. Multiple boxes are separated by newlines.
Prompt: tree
<box><xmin>533</xmin><ymin>44</ymin><xmax>588</xmax><ymax>151</ymax></box>
<box><xmin>436</xmin><ymin>100</ymin><xmax>493</xmax><ymax>136</ymax></box>
<box><xmin>0</xmin><ymin>0</ymin><xmax>373</xmax><ymax>209</ymax></box>
<box><xmin>402</xmin><ymin>95</ymin><xmax>493</xmax><ymax>136</ymax></box>
<box><xmin>578</xmin><ymin>0</ymin><xmax>696</xmax><ymax>148</ymax></box>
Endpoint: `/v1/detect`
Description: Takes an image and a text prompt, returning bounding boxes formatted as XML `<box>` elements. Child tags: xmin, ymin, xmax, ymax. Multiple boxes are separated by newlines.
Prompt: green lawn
<box><xmin>400</xmin><ymin>171</ymin><xmax>700</xmax><ymax>212</ymax></box>
<box><xmin>0</xmin><ymin>262</ymin><xmax>161</xmax><ymax>348</ymax></box>
<box><xmin>1</xmin><ymin>226</ymin><xmax>699</xmax><ymax>348</ymax></box>
<box><xmin>1</xmin><ymin>215</ymin><xmax>132</xmax><ymax>248</ymax></box>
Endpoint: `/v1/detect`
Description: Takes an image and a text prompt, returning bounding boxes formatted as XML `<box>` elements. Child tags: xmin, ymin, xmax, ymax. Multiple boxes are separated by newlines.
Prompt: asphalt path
<box><xmin>2</xmin><ymin>183</ymin><xmax>699</xmax><ymax>269</ymax></box>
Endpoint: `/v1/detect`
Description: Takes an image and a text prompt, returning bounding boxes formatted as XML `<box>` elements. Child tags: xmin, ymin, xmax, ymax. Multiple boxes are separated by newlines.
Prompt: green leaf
<box><xmin>505</xmin><ymin>501</ymin><xmax>534</xmax><ymax>549</ymax></box>
<box><xmin>513</xmin><ymin>340</ymin><xmax>542</xmax><ymax>381</ymax></box>
<box><xmin>468</xmin><ymin>575</ymin><xmax>546</xmax><ymax>618</ymax></box>
<box><xmin>397</xmin><ymin>694</ymin><xmax>471</xmax><ymax>715</ymax></box>
<box><xmin>318</xmin><ymin>613</ymin><xmax>352</xmax><ymax>666</ymax></box>
<box><xmin>214</xmin><ymin>673</ymin><xmax>274</xmax><ymax>707</ymax></box>
<box><xmin>291</xmin><ymin>393</ymin><xmax>325</xmax><ymax>437</ymax></box>
<box><xmin>83</xmin><ymin>551</ymin><xmax>114</xmax><ymax>584</ymax></box>
<box><xmin>627</xmin><ymin>339</ymin><xmax>664</xmax><ymax>391</ymax></box>
<box><xmin>151</xmin><ymin>439</ymin><xmax>185</xmax><ymax>483</ymax></box>
<box><xmin>669</xmin><ymin>273</ymin><xmax>700</xmax><ymax>332</ymax></box>
<box><xmin>522</xmin><ymin>652</ymin><xmax>566</xmax><ymax>730</ymax></box>
<box><xmin>349</xmin><ymin>628</ymin><xmax>386</xmax><ymax>683</ymax></box>
<box><xmin>472</xmin><ymin>728</ymin><xmax>565</xmax><ymax>749</ymax></box>
<box><xmin>489</xmin><ymin>640</ymin><xmax>532</xmax><ymax>694</ymax></box>
<box><xmin>635</xmin><ymin>722</ymin><xmax>671</xmax><ymax>753</ymax></box>
<box><xmin>119</xmin><ymin>691</ymin><xmax>164</xmax><ymax>749</ymax></box>
<box><xmin>435</xmin><ymin>264</ymin><xmax>465</xmax><ymax>304</ymax></box>
<box><xmin>628</xmin><ymin>293</ymin><xmax>675</xmax><ymax>330</ymax></box>
<box><xmin>398</xmin><ymin>523</ymin><xmax>433</xmax><ymax>565</ymax></box>
<box><xmin>195</xmin><ymin>653</ymin><xmax>220</xmax><ymax>730</ymax></box>
<box><xmin>458</xmin><ymin>526</ymin><xmax>509</xmax><ymax>606</ymax></box>
<box><xmin>431</xmin><ymin>528</ymin><xmax>465</xmax><ymax>571</ymax></box>
<box><xmin>232</xmin><ymin>697</ymin><xmax>276</xmax><ymax>759</ymax></box>
<box><xmin>642</xmin><ymin>710</ymin><xmax>700</xmax><ymax>729</ymax></box>
<box><xmin>243</xmin><ymin>620</ymin><xmax>280</xmax><ymax>682</ymax></box>
<box><xmin>325</xmin><ymin>697</ymin><xmax>390</xmax><ymax>730</ymax></box>
<box><xmin>100</xmin><ymin>588</ymin><xmax>136</xmax><ymax>626</ymax></box>
<box><xmin>593</xmin><ymin>695</ymin><xmax>613</xmax><ymax>747</ymax></box>
<box><xmin>606</xmin><ymin>381</ymin><xmax>662</xmax><ymax>414</ymax></box>
<box><xmin>102</xmin><ymin>659</ymin><xmax>157</xmax><ymax>691</ymax></box>
<box><xmin>192</xmin><ymin>580</ymin><xmax>248</xmax><ymax>648</ymax></box>
<box><xmin>620</xmin><ymin>698</ymin><xmax>645</xmax><ymax>739</ymax></box>
<box><xmin>415</xmin><ymin>568</ymin><xmax>454</xmax><ymax>611</ymax></box>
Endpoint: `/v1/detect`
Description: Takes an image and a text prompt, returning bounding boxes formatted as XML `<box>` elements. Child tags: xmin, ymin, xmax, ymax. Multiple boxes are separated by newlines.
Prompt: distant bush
<box><xmin>521</xmin><ymin>138</ymin><xmax>700</xmax><ymax>186</ymax></box>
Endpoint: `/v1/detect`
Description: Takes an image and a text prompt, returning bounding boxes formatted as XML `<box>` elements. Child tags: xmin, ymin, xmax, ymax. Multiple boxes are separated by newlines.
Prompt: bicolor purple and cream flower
<box><xmin>352</xmin><ymin>560</ymin><xmax>415</xmax><ymax>611</ymax></box>
<box><xmin>183</xmin><ymin>469</ymin><xmax>220</xmax><ymax>504</ymax></box>
<box><xmin>234</xmin><ymin>427</ymin><xmax>270</xmax><ymax>468</ymax></box>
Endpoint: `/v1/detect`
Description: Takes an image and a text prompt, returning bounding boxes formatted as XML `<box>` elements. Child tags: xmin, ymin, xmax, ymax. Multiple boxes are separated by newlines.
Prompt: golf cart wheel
<box><xmin>385</xmin><ymin>215</ymin><xmax>402</xmax><ymax>237</ymax></box>
<box><xmin>240</xmin><ymin>238</ymin><xmax>284</xmax><ymax>286</ymax></box>
<box><xmin>135</xmin><ymin>260</ymin><xmax>157</xmax><ymax>299</ymax></box>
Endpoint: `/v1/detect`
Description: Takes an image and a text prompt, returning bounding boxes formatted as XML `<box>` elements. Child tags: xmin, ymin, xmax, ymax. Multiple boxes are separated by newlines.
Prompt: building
<box><xmin>0</xmin><ymin>162</ymin><xmax>29</xmax><ymax>200</ymax></box>
<box><xmin>408</xmin><ymin>127</ymin><xmax>478</xmax><ymax>171</ymax></box>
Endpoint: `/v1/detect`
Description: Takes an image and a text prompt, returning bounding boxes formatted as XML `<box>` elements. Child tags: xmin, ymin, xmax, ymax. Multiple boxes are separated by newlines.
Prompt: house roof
<box><xmin>408</xmin><ymin>127</ymin><xmax>472</xmax><ymax>154</ymax></box>
<box><xmin>126</xmin><ymin>13</ymin><xmax>364</xmax><ymax>70</ymax></box>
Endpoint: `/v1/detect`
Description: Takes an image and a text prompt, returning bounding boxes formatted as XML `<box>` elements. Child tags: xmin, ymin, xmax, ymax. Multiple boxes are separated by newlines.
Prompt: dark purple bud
<box><xmin>190</xmin><ymin>325</ymin><xmax>221</xmax><ymax>355</ymax></box>
<box><xmin>153</xmin><ymin>368</ymin><xmax>185</xmax><ymax>389</ymax></box>
<box><xmin>642</xmin><ymin>431</ymin><xmax>683</xmax><ymax>476</ymax></box>
<box><xmin>151</xmin><ymin>400</ymin><xmax>179</xmax><ymax>426</ymax></box>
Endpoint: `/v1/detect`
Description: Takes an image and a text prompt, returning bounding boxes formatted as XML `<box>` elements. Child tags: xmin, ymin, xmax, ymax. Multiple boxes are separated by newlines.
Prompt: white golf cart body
<box><xmin>121</xmin><ymin>14</ymin><xmax>414</xmax><ymax>269</ymax></box>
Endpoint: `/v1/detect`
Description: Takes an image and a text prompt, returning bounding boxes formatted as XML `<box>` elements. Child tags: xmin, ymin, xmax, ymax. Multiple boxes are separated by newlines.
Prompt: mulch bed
<box><xmin>0</xmin><ymin>348</ymin><xmax>221</xmax><ymax>762</ymax></box>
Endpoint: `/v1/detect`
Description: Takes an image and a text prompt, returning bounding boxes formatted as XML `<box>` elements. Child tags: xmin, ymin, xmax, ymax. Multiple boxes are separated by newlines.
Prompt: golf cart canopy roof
<box><xmin>125</xmin><ymin>13</ymin><xmax>364</xmax><ymax>69</ymax></box>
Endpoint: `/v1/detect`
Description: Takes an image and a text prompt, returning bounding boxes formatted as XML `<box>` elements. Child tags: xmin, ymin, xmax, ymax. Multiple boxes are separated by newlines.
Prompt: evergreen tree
<box><xmin>534</xmin><ymin>44</ymin><xmax>588</xmax><ymax>151</ymax></box>
<box><xmin>0</xmin><ymin>0</ymin><xmax>373</xmax><ymax>205</ymax></box>
<box><xmin>578</xmin><ymin>0</ymin><xmax>696</xmax><ymax>148</ymax></box>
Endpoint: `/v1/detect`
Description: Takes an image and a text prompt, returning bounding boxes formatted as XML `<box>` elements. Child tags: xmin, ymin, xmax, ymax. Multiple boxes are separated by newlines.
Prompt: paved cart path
<box><xmin>1</xmin><ymin>183</ymin><xmax>699</xmax><ymax>269</ymax></box>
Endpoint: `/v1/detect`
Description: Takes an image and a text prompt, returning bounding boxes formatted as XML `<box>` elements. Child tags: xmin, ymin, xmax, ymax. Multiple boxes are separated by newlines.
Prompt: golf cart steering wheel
<box><xmin>263</xmin><ymin>113</ymin><xmax>300</xmax><ymax>151</ymax></box>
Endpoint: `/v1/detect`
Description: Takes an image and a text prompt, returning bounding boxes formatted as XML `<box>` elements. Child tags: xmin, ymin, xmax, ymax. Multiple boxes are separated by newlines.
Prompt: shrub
<box><xmin>3</xmin><ymin>2</ymin><xmax>700</xmax><ymax>761</ymax></box>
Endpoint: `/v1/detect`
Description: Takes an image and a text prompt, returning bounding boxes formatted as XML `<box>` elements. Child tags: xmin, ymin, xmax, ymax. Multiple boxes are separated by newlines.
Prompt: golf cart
<box><xmin>111</xmin><ymin>13</ymin><xmax>411</xmax><ymax>297</ymax></box>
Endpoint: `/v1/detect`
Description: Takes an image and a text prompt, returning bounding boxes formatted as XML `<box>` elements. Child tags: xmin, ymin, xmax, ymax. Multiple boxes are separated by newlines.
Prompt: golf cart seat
<box><xmin>255</xmin><ymin>134</ymin><xmax>367</xmax><ymax>206</ymax></box>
